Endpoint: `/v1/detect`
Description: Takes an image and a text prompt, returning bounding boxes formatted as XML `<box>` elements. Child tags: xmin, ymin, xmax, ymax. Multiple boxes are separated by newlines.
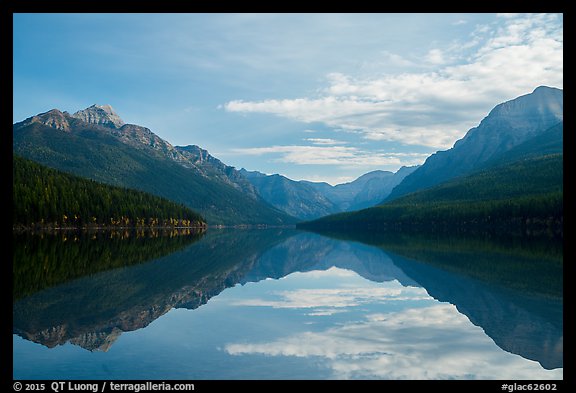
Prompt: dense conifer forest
<box><xmin>13</xmin><ymin>155</ymin><xmax>206</xmax><ymax>229</ymax></box>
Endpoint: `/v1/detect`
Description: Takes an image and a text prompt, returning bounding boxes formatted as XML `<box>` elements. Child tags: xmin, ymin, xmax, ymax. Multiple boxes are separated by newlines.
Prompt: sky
<box><xmin>13</xmin><ymin>13</ymin><xmax>563</xmax><ymax>185</ymax></box>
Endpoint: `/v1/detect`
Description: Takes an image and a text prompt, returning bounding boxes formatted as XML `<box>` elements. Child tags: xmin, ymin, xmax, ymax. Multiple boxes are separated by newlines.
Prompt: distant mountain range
<box><xmin>299</xmin><ymin>86</ymin><xmax>563</xmax><ymax>233</ymax></box>
<box><xmin>12</xmin><ymin>102</ymin><xmax>419</xmax><ymax>223</ymax></box>
<box><xmin>12</xmin><ymin>86</ymin><xmax>563</xmax><ymax>227</ymax></box>
<box><xmin>305</xmin><ymin>166</ymin><xmax>418</xmax><ymax>211</ymax></box>
<box><xmin>240</xmin><ymin>166</ymin><xmax>417</xmax><ymax>220</ymax></box>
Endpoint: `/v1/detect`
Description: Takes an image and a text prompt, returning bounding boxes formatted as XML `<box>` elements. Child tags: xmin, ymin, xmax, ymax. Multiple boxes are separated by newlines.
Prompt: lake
<box><xmin>13</xmin><ymin>228</ymin><xmax>563</xmax><ymax>380</ymax></box>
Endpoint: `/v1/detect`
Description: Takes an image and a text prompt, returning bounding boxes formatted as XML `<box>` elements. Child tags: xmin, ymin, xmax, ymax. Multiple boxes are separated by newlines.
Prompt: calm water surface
<box><xmin>13</xmin><ymin>229</ymin><xmax>563</xmax><ymax>380</ymax></box>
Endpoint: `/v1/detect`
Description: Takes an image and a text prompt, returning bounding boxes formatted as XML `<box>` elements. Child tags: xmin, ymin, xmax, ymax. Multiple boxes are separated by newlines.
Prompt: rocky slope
<box><xmin>72</xmin><ymin>104</ymin><xmax>125</xmax><ymax>128</ymax></box>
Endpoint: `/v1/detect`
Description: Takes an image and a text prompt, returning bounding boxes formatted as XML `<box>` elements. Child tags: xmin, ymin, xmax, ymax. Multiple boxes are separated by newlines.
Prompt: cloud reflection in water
<box><xmin>223</xmin><ymin>268</ymin><xmax>563</xmax><ymax>380</ymax></box>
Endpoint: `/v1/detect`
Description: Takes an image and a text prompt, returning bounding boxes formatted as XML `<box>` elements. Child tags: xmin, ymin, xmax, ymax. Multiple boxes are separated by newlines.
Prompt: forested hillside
<box><xmin>298</xmin><ymin>154</ymin><xmax>563</xmax><ymax>236</ymax></box>
<box><xmin>13</xmin><ymin>107</ymin><xmax>297</xmax><ymax>226</ymax></box>
<box><xmin>13</xmin><ymin>155</ymin><xmax>205</xmax><ymax>228</ymax></box>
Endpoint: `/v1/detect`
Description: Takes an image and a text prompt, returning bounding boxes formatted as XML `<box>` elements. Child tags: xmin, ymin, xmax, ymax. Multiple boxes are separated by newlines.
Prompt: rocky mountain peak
<box><xmin>19</xmin><ymin>108</ymin><xmax>71</xmax><ymax>132</ymax></box>
<box><xmin>454</xmin><ymin>86</ymin><xmax>563</xmax><ymax>151</ymax></box>
<box><xmin>72</xmin><ymin>104</ymin><xmax>125</xmax><ymax>128</ymax></box>
<box><xmin>177</xmin><ymin>145</ymin><xmax>211</xmax><ymax>162</ymax></box>
<box><xmin>485</xmin><ymin>86</ymin><xmax>563</xmax><ymax>126</ymax></box>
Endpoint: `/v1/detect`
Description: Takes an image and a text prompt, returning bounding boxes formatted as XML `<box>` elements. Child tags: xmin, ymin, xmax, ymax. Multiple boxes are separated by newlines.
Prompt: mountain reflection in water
<box><xmin>13</xmin><ymin>228</ymin><xmax>562</xmax><ymax>378</ymax></box>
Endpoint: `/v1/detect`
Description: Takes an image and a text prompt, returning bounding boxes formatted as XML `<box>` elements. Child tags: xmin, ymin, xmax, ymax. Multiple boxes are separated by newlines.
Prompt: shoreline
<box><xmin>12</xmin><ymin>224</ymin><xmax>298</xmax><ymax>232</ymax></box>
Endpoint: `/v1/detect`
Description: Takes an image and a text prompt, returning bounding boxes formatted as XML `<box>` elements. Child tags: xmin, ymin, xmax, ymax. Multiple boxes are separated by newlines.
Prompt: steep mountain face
<box><xmin>18</xmin><ymin>108</ymin><xmax>73</xmax><ymax>132</ymax></box>
<box><xmin>387</xmin><ymin>86</ymin><xmax>563</xmax><ymax>201</ymax></box>
<box><xmin>112</xmin><ymin>123</ymin><xmax>186</xmax><ymax>162</ymax></box>
<box><xmin>13</xmin><ymin>106</ymin><xmax>296</xmax><ymax>225</ymax></box>
<box><xmin>176</xmin><ymin>145</ymin><xmax>259</xmax><ymax>199</ymax></box>
<box><xmin>481</xmin><ymin>121</ymin><xmax>563</xmax><ymax>169</ymax></box>
<box><xmin>348</xmin><ymin>167</ymin><xmax>419</xmax><ymax>211</ymax></box>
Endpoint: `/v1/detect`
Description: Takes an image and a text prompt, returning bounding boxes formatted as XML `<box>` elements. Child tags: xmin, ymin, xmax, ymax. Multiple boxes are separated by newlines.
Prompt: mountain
<box><xmin>72</xmin><ymin>104</ymin><xmax>125</xmax><ymax>128</ymax></box>
<box><xmin>305</xmin><ymin>170</ymin><xmax>390</xmax><ymax>210</ymax></box>
<box><xmin>241</xmin><ymin>166</ymin><xmax>418</xmax><ymax>220</ymax></box>
<box><xmin>176</xmin><ymin>145</ymin><xmax>259</xmax><ymax>199</ymax></box>
<box><xmin>240</xmin><ymin>170</ymin><xmax>338</xmax><ymax>221</ymax></box>
<box><xmin>480</xmin><ymin>121</ymin><xmax>563</xmax><ymax>169</ymax></box>
<box><xmin>298</xmin><ymin>153</ymin><xmax>563</xmax><ymax>234</ymax></box>
<box><xmin>344</xmin><ymin>167</ymin><xmax>419</xmax><ymax>211</ymax></box>
<box><xmin>13</xmin><ymin>106</ymin><xmax>296</xmax><ymax>226</ymax></box>
<box><xmin>303</xmin><ymin>167</ymin><xmax>418</xmax><ymax>211</ymax></box>
<box><xmin>387</xmin><ymin>86</ymin><xmax>563</xmax><ymax>201</ymax></box>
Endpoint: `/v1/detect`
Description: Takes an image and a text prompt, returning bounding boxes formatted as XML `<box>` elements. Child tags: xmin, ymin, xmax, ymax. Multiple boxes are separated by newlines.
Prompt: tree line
<box><xmin>13</xmin><ymin>155</ymin><xmax>206</xmax><ymax>229</ymax></box>
<box><xmin>298</xmin><ymin>154</ymin><xmax>563</xmax><ymax>237</ymax></box>
<box><xmin>299</xmin><ymin>193</ymin><xmax>562</xmax><ymax>235</ymax></box>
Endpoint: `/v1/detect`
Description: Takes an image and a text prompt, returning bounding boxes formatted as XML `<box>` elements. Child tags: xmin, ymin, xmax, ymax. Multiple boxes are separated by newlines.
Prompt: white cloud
<box><xmin>304</xmin><ymin>138</ymin><xmax>346</xmax><ymax>146</ymax></box>
<box><xmin>229</xmin><ymin>268</ymin><xmax>429</xmax><ymax>317</ymax></box>
<box><xmin>225</xmin><ymin>304</ymin><xmax>563</xmax><ymax>380</ymax></box>
<box><xmin>453</xmin><ymin>19</ymin><xmax>468</xmax><ymax>26</ymax></box>
<box><xmin>299</xmin><ymin>174</ymin><xmax>356</xmax><ymax>185</ymax></box>
<box><xmin>425</xmin><ymin>48</ymin><xmax>446</xmax><ymax>65</ymax></box>
<box><xmin>290</xmin><ymin>267</ymin><xmax>358</xmax><ymax>279</ymax></box>
<box><xmin>230</xmin><ymin>285</ymin><xmax>429</xmax><ymax>311</ymax></box>
<box><xmin>224</xmin><ymin>14</ymin><xmax>563</xmax><ymax>150</ymax></box>
<box><xmin>231</xmin><ymin>144</ymin><xmax>429</xmax><ymax>167</ymax></box>
<box><xmin>306</xmin><ymin>309</ymin><xmax>349</xmax><ymax>316</ymax></box>
<box><xmin>380</xmin><ymin>50</ymin><xmax>416</xmax><ymax>67</ymax></box>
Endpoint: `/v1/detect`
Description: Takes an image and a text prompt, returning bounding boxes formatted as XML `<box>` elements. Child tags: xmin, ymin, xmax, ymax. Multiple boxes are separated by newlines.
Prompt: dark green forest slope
<box><xmin>298</xmin><ymin>154</ymin><xmax>563</xmax><ymax>235</ymax></box>
<box><xmin>13</xmin><ymin>155</ymin><xmax>205</xmax><ymax>228</ymax></box>
<box><xmin>13</xmin><ymin>229</ymin><xmax>205</xmax><ymax>300</ymax></box>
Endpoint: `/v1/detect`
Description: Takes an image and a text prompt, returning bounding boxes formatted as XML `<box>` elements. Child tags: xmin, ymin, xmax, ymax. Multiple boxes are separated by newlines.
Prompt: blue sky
<box><xmin>13</xmin><ymin>13</ymin><xmax>563</xmax><ymax>185</ymax></box>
